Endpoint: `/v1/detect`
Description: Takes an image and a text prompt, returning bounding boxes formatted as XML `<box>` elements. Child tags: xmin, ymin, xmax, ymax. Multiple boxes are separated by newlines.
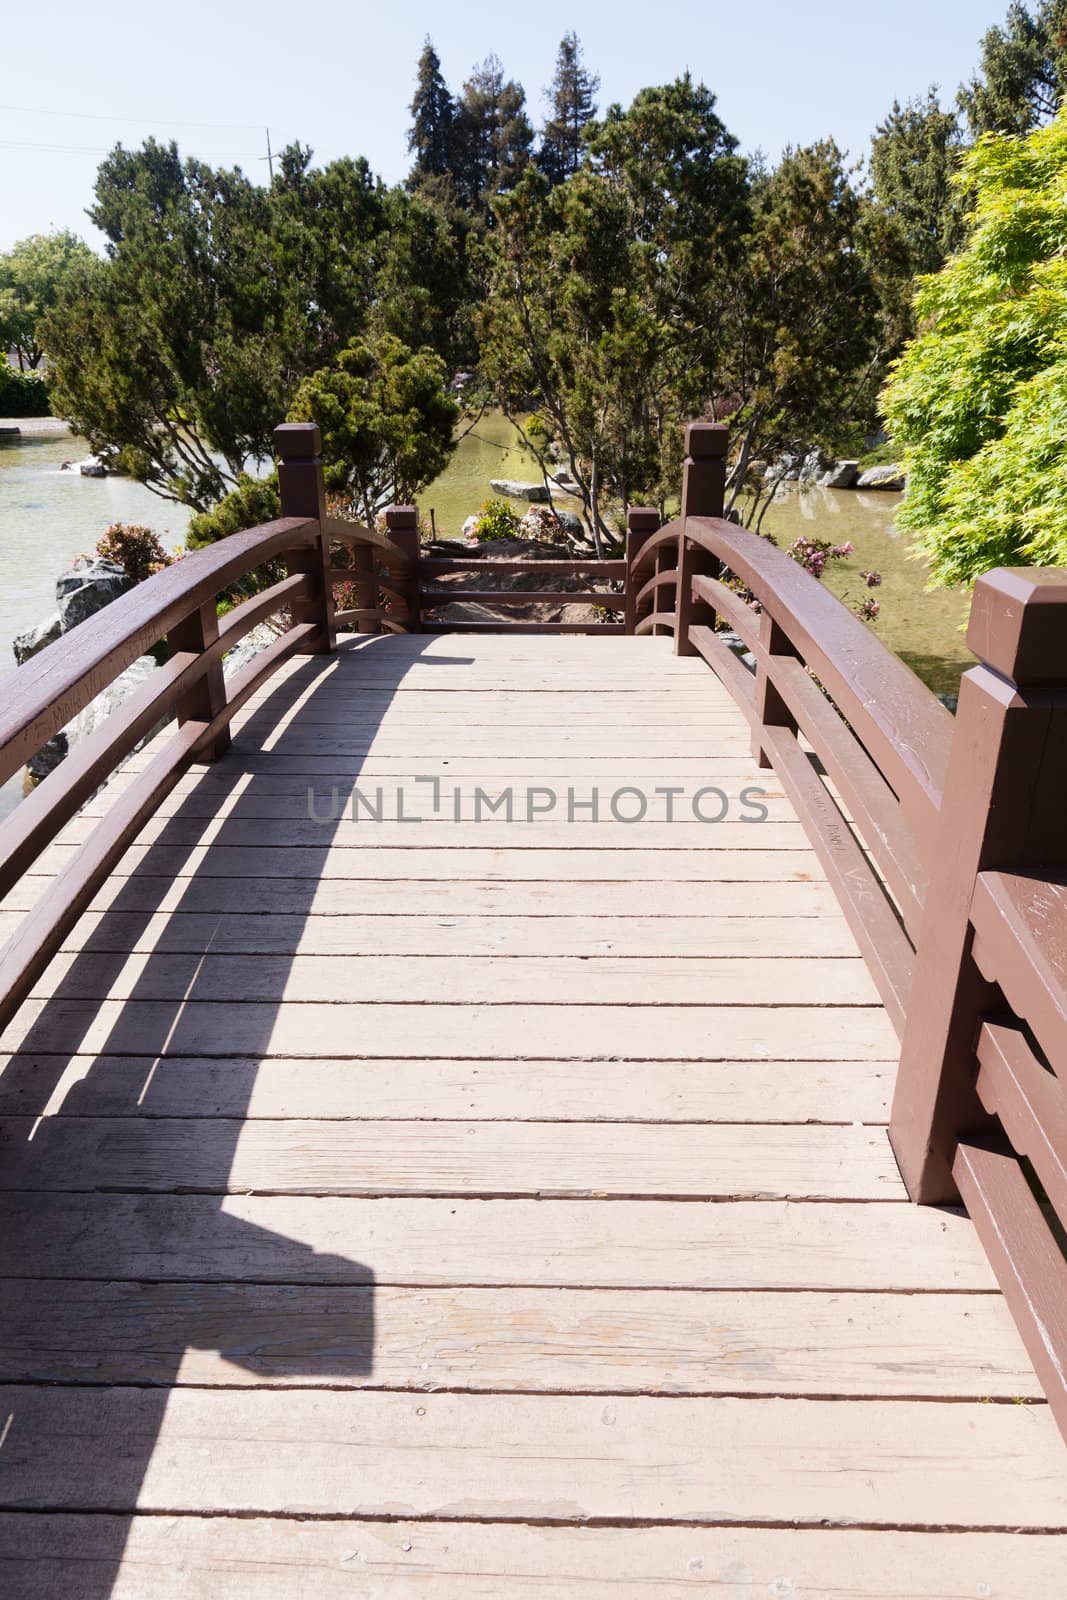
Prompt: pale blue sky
<box><xmin>3</xmin><ymin>0</ymin><xmax>1010</xmax><ymax>250</ymax></box>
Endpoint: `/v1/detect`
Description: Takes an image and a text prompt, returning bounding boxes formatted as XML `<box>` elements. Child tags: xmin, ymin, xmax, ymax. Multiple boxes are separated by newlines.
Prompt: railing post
<box><xmin>385</xmin><ymin>505</ymin><xmax>421</xmax><ymax>633</ymax></box>
<box><xmin>675</xmin><ymin>422</ymin><xmax>728</xmax><ymax>655</ymax></box>
<box><xmin>273</xmin><ymin>422</ymin><xmax>335</xmax><ymax>653</ymax></box>
<box><xmin>624</xmin><ymin>507</ymin><xmax>659</xmax><ymax>634</ymax></box>
<box><xmin>751</xmin><ymin>612</ymin><xmax>800</xmax><ymax>769</ymax></box>
<box><xmin>889</xmin><ymin>569</ymin><xmax>1067</xmax><ymax>1204</ymax></box>
<box><xmin>168</xmin><ymin>599</ymin><xmax>229</xmax><ymax>763</ymax></box>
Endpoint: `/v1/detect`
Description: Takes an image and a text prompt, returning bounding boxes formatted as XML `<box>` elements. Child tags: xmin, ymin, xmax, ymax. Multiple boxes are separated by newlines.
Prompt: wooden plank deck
<box><xmin>0</xmin><ymin>632</ymin><xmax>1063</xmax><ymax>1598</ymax></box>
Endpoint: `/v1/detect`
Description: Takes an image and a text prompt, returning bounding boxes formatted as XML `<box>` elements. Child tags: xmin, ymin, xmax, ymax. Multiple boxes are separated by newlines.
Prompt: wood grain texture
<box><xmin>0</xmin><ymin>908</ymin><xmax>859</xmax><ymax>958</ymax></box>
<box><xmin>1</xmin><ymin>1516</ymin><xmax>1061</xmax><ymax>1600</ymax></box>
<box><xmin>0</xmin><ymin>1281</ymin><xmax>1037</xmax><ymax>1397</ymax></box>
<box><xmin>0</xmin><ymin>997</ymin><xmax>901</xmax><ymax>1061</ymax></box>
<box><xmin>29</xmin><ymin>951</ymin><xmax>881</xmax><ymax>1008</ymax></box>
<box><xmin>0</xmin><ymin>1116</ymin><xmax>901</xmax><ymax>1198</ymax></box>
<box><xmin>0</xmin><ymin>1193</ymin><xmax>991</xmax><ymax>1290</ymax></box>
<box><xmin>2</xmin><ymin>1387</ymin><xmax>1062</xmax><ymax>1526</ymax></box>
<box><xmin>0</xmin><ymin>1055</ymin><xmax>893</xmax><ymax>1123</ymax></box>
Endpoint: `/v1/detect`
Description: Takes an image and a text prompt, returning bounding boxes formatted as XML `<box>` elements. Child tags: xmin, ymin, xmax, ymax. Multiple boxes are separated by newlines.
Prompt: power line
<box><xmin>0</xmin><ymin>101</ymin><xmax>271</xmax><ymax>132</ymax></box>
<box><xmin>0</xmin><ymin>139</ymin><xmax>267</xmax><ymax>159</ymax></box>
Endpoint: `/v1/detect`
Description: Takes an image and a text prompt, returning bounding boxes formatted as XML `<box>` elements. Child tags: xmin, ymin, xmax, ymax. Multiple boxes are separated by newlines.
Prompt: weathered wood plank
<box><xmin>31</xmin><ymin>844</ymin><xmax>825</xmax><ymax>883</ymax></box>
<box><xmin>29</xmin><ymin>952</ymin><xmax>881</xmax><ymax>1008</ymax></box>
<box><xmin>1</xmin><ymin>1516</ymin><xmax>1061</xmax><ymax>1600</ymax></box>
<box><xmin>57</xmin><ymin>816</ymin><xmax>809</xmax><ymax>851</ymax></box>
<box><xmin>0</xmin><ymin>1115</ymin><xmax>901</xmax><ymax>1198</ymax></box>
<box><xmin>2</xmin><ymin>1388</ymin><xmax>1063</xmax><ymax>1525</ymax></box>
<box><xmin>1</xmin><ymin>875</ymin><xmax>844</xmax><ymax>918</ymax></box>
<box><xmin>0</xmin><ymin>997</ymin><xmax>901</xmax><ymax>1061</ymax></box>
<box><xmin>0</xmin><ymin>1281</ymin><xmax>1037</xmax><ymax>1397</ymax></box>
<box><xmin>0</xmin><ymin>1055</ymin><xmax>893</xmax><ymax>1124</ymax></box>
<box><xmin>0</xmin><ymin>908</ymin><xmax>860</xmax><ymax>959</ymax></box>
<box><xmin>0</xmin><ymin>1194</ymin><xmax>997</xmax><ymax>1290</ymax></box>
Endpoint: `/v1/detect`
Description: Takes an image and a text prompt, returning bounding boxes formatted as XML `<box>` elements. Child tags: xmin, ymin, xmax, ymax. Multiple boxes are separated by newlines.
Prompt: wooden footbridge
<box><xmin>0</xmin><ymin>421</ymin><xmax>1064</xmax><ymax>1596</ymax></box>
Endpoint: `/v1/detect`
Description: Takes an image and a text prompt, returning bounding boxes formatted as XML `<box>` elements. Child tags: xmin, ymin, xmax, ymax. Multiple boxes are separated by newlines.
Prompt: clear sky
<box><xmin>2</xmin><ymin>0</ymin><xmax>1010</xmax><ymax>251</ymax></box>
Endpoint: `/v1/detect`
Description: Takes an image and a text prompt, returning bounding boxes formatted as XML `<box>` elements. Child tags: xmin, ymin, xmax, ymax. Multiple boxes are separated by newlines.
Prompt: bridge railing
<box><xmin>630</xmin><ymin>422</ymin><xmax>1067</xmax><ymax>1439</ymax></box>
<box><xmin>0</xmin><ymin>420</ymin><xmax>415</xmax><ymax>1036</ymax></box>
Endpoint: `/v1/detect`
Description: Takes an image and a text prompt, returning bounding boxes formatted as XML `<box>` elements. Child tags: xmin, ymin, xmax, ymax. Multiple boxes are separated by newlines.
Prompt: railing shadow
<box><xmin>0</xmin><ymin>632</ymin><xmax>462</xmax><ymax>1598</ymax></box>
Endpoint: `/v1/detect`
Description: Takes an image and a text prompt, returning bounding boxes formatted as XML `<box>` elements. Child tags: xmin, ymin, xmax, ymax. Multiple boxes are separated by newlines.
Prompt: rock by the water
<box><xmin>856</xmin><ymin>463</ymin><xmax>906</xmax><ymax>491</ymax></box>
<box><xmin>13</xmin><ymin>611</ymin><xmax>62</xmax><ymax>665</ymax></box>
<box><xmin>819</xmin><ymin>460</ymin><xmax>860</xmax><ymax>490</ymax></box>
<box><xmin>489</xmin><ymin>478</ymin><xmax>551</xmax><ymax>502</ymax></box>
<box><xmin>27</xmin><ymin>732</ymin><xmax>69</xmax><ymax>784</ymax></box>
<box><xmin>56</xmin><ymin>558</ymin><xmax>133</xmax><ymax>630</ymax></box>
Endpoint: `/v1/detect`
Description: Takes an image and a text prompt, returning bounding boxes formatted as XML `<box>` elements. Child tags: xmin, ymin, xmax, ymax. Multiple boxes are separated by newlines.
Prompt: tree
<box><xmin>288</xmin><ymin>333</ymin><xmax>459</xmax><ymax>527</ymax></box>
<box><xmin>870</xmin><ymin>90</ymin><xmax>968</xmax><ymax>275</ymax></box>
<box><xmin>478</xmin><ymin>79</ymin><xmax>749</xmax><ymax>548</ymax></box>
<box><xmin>538</xmin><ymin>33</ymin><xmax>599</xmax><ymax>185</ymax></box>
<box><xmin>41</xmin><ymin>139</ymin><xmax>470</xmax><ymax>510</ymax></box>
<box><xmin>720</xmin><ymin>143</ymin><xmax>892</xmax><ymax>528</ymax></box>
<box><xmin>882</xmin><ymin>108</ymin><xmax>1067</xmax><ymax>585</ymax></box>
<box><xmin>959</xmin><ymin>0</ymin><xmax>1067</xmax><ymax>136</ymax></box>
<box><xmin>408</xmin><ymin>38</ymin><xmax>455</xmax><ymax>184</ymax></box>
<box><xmin>0</xmin><ymin>231</ymin><xmax>95</xmax><ymax>369</ymax></box>
<box><xmin>452</xmin><ymin>55</ymin><xmax>533</xmax><ymax>214</ymax></box>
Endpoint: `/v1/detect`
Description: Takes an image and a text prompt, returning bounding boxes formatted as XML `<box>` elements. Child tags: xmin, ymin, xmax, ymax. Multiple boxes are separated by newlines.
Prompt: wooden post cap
<box><xmin>273</xmin><ymin>422</ymin><xmax>321</xmax><ymax>460</ymax></box>
<box><xmin>967</xmin><ymin>568</ymin><xmax>1067</xmax><ymax>688</ymax></box>
<box><xmin>684</xmin><ymin>421</ymin><xmax>729</xmax><ymax>460</ymax></box>
<box><xmin>385</xmin><ymin>505</ymin><xmax>418</xmax><ymax>531</ymax></box>
<box><xmin>627</xmin><ymin>507</ymin><xmax>660</xmax><ymax>533</ymax></box>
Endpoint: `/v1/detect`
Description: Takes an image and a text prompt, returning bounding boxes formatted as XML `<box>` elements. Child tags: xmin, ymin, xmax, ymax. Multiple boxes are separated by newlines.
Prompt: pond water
<box><xmin>0</xmin><ymin>428</ymin><xmax>191</xmax><ymax>670</ymax></box>
<box><xmin>427</xmin><ymin>413</ymin><xmax>975</xmax><ymax>701</ymax></box>
<box><xmin>0</xmin><ymin>414</ymin><xmax>974</xmax><ymax>722</ymax></box>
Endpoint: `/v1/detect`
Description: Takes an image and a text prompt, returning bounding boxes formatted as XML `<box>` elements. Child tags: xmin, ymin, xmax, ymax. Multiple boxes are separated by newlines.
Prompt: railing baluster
<box><xmin>751</xmin><ymin>611</ymin><xmax>800</xmax><ymax>770</ymax></box>
<box><xmin>675</xmin><ymin>422</ymin><xmax>728</xmax><ymax>656</ymax></box>
<box><xmin>274</xmin><ymin>422</ymin><xmax>335</xmax><ymax>652</ymax></box>
<box><xmin>385</xmin><ymin>506</ymin><xmax>421</xmax><ymax>633</ymax></box>
<box><xmin>168</xmin><ymin>599</ymin><xmax>229</xmax><ymax>762</ymax></box>
<box><xmin>624</xmin><ymin>507</ymin><xmax>659</xmax><ymax>634</ymax></box>
<box><xmin>889</xmin><ymin>569</ymin><xmax>1067</xmax><ymax>1203</ymax></box>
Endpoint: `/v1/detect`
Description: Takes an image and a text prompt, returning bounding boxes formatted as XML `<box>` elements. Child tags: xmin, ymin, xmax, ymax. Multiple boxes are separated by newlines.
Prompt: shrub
<box><xmin>186</xmin><ymin>474</ymin><xmax>280</xmax><ymax>550</ymax></box>
<box><xmin>95</xmin><ymin>522</ymin><xmax>174</xmax><ymax>583</ymax></box>
<box><xmin>471</xmin><ymin>497</ymin><xmax>522</xmax><ymax>541</ymax></box>
<box><xmin>0</xmin><ymin>365</ymin><xmax>50</xmax><ymax>417</ymax></box>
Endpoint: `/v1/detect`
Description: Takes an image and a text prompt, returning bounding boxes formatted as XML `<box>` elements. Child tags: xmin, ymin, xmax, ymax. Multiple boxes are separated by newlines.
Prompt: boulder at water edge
<box><xmin>818</xmin><ymin>460</ymin><xmax>860</xmax><ymax>490</ymax></box>
<box><xmin>12</xmin><ymin>612</ymin><xmax>62</xmax><ymax>665</ymax></box>
<box><xmin>56</xmin><ymin>558</ymin><xmax>133</xmax><ymax>630</ymax></box>
<box><xmin>856</xmin><ymin>463</ymin><xmax>906</xmax><ymax>491</ymax></box>
<box><xmin>489</xmin><ymin>478</ymin><xmax>551</xmax><ymax>502</ymax></box>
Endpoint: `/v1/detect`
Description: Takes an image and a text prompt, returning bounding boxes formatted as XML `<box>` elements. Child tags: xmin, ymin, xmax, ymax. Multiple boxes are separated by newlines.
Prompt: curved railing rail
<box><xmin>0</xmin><ymin>420</ymin><xmax>414</xmax><ymax>1036</ymax></box>
<box><xmin>627</xmin><ymin>421</ymin><xmax>1067</xmax><ymax>1442</ymax></box>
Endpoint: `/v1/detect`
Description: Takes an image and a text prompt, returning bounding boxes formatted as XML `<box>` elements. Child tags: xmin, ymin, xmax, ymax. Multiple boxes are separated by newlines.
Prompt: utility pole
<box><xmin>265</xmin><ymin>127</ymin><xmax>274</xmax><ymax>183</ymax></box>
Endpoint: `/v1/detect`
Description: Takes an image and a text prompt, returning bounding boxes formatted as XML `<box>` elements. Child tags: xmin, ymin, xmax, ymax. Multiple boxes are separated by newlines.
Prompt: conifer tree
<box><xmin>959</xmin><ymin>0</ymin><xmax>1067</xmax><ymax>136</ymax></box>
<box><xmin>408</xmin><ymin>37</ymin><xmax>456</xmax><ymax>184</ymax></box>
<box><xmin>539</xmin><ymin>32</ymin><xmax>599</xmax><ymax>184</ymax></box>
<box><xmin>453</xmin><ymin>55</ymin><xmax>533</xmax><ymax>213</ymax></box>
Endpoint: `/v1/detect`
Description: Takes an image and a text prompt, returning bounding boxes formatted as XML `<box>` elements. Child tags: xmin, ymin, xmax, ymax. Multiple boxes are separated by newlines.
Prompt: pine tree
<box><xmin>453</xmin><ymin>55</ymin><xmax>533</xmax><ymax>213</ymax></box>
<box><xmin>538</xmin><ymin>33</ymin><xmax>599</xmax><ymax>184</ymax></box>
<box><xmin>870</xmin><ymin>90</ymin><xmax>967</xmax><ymax>275</ymax></box>
<box><xmin>958</xmin><ymin>0</ymin><xmax>1067</xmax><ymax>136</ymax></box>
<box><xmin>408</xmin><ymin>37</ymin><xmax>456</xmax><ymax>184</ymax></box>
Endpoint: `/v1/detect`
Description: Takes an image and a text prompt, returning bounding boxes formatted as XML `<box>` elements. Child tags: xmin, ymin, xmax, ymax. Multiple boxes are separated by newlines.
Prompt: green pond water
<box><xmin>427</xmin><ymin>413</ymin><xmax>975</xmax><ymax>701</ymax></box>
<box><xmin>0</xmin><ymin>414</ymin><xmax>974</xmax><ymax>708</ymax></box>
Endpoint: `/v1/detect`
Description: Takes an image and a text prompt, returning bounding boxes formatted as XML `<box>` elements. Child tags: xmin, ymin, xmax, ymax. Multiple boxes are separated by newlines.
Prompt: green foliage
<box><xmin>959</xmin><ymin>0</ymin><xmax>1067</xmax><ymax>137</ymax></box>
<box><xmin>471</xmin><ymin>497</ymin><xmax>522</xmax><ymax>540</ymax></box>
<box><xmin>882</xmin><ymin>109</ymin><xmax>1067</xmax><ymax>584</ymax></box>
<box><xmin>478</xmin><ymin>77</ymin><xmax>748</xmax><ymax>549</ymax></box>
<box><xmin>0</xmin><ymin>230</ymin><xmax>94</xmax><ymax>371</ymax></box>
<box><xmin>186</xmin><ymin>474</ymin><xmax>280</xmax><ymax>550</ymax></box>
<box><xmin>408</xmin><ymin>38</ymin><xmax>456</xmax><ymax>184</ymax></box>
<box><xmin>870</xmin><ymin>90</ymin><xmax>968</xmax><ymax>275</ymax></box>
<box><xmin>40</xmin><ymin>140</ymin><xmax>469</xmax><ymax>510</ymax></box>
<box><xmin>538</xmin><ymin>33</ymin><xmax>599</xmax><ymax>185</ymax></box>
<box><xmin>452</xmin><ymin>54</ymin><xmax>533</xmax><ymax>215</ymax></box>
<box><xmin>94</xmin><ymin>522</ymin><xmax>174</xmax><ymax>582</ymax></box>
<box><xmin>289</xmin><ymin>333</ymin><xmax>459</xmax><ymax>527</ymax></box>
<box><xmin>0</xmin><ymin>364</ymin><xmax>50</xmax><ymax>417</ymax></box>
